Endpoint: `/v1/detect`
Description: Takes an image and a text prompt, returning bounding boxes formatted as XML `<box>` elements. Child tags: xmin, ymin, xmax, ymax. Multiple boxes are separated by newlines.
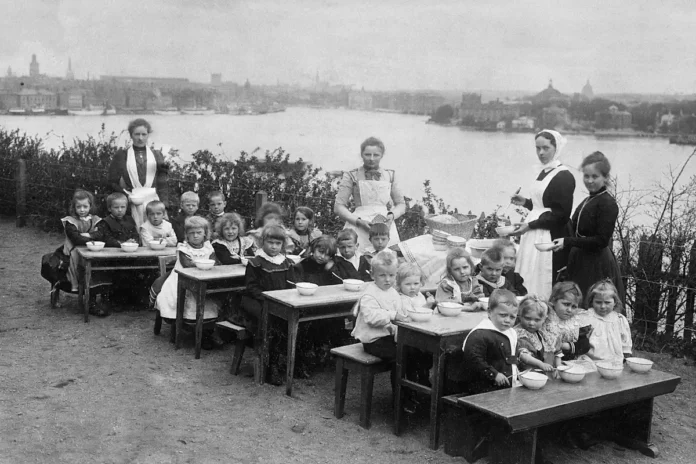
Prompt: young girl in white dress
<box><xmin>581</xmin><ymin>280</ymin><xmax>632</xmax><ymax>366</ymax></box>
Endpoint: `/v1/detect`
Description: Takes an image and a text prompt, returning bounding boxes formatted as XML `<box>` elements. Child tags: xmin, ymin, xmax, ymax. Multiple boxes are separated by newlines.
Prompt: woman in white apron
<box><xmin>107</xmin><ymin>118</ymin><xmax>170</xmax><ymax>229</ymax></box>
<box><xmin>333</xmin><ymin>137</ymin><xmax>406</xmax><ymax>253</ymax></box>
<box><xmin>510</xmin><ymin>130</ymin><xmax>575</xmax><ymax>299</ymax></box>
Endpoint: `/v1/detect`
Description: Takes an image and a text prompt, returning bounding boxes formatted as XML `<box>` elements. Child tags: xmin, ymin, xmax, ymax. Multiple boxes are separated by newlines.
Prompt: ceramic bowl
<box><xmin>128</xmin><ymin>194</ymin><xmax>146</xmax><ymax>206</ymax></box>
<box><xmin>557</xmin><ymin>365</ymin><xmax>586</xmax><ymax>383</ymax></box>
<box><xmin>519</xmin><ymin>371</ymin><xmax>548</xmax><ymax>390</ymax></box>
<box><xmin>343</xmin><ymin>279</ymin><xmax>363</xmax><ymax>292</ymax></box>
<box><xmin>446</xmin><ymin>236</ymin><xmax>467</xmax><ymax>248</ymax></box>
<box><xmin>296</xmin><ymin>282</ymin><xmax>318</xmax><ymax>296</ymax></box>
<box><xmin>433</xmin><ymin>243</ymin><xmax>449</xmax><ymax>252</ymax></box>
<box><xmin>438</xmin><ymin>301</ymin><xmax>463</xmax><ymax>317</ymax></box>
<box><xmin>86</xmin><ymin>241</ymin><xmax>105</xmax><ymax>252</ymax></box>
<box><xmin>408</xmin><ymin>307</ymin><xmax>433</xmax><ymax>322</ymax></box>
<box><xmin>120</xmin><ymin>242</ymin><xmax>139</xmax><ymax>253</ymax></box>
<box><xmin>194</xmin><ymin>259</ymin><xmax>215</xmax><ymax>270</ymax></box>
<box><xmin>148</xmin><ymin>240</ymin><xmax>167</xmax><ymax>250</ymax></box>
<box><xmin>432</xmin><ymin>229</ymin><xmax>451</xmax><ymax>239</ymax></box>
<box><xmin>626</xmin><ymin>357</ymin><xmax>653</xmax><ymax>373</ymax></box>
<box><xmin>495</xmin><ymin>225</ymin><xmax>517</xmax><ymax>236</ymax></box>
<box><xmin>534</xmin><ymin>242</ymin><xmax>555</xmax><ymax>252</ymax></box>
<box><xmin>468</xmin><ymin>238</ymin><xmax>496</xmax><ymax>258</ymax></box>
<box><xmin>596</xmin><ymin>362</ymin><xmax>624</xmax><ymax>379</ymax></box>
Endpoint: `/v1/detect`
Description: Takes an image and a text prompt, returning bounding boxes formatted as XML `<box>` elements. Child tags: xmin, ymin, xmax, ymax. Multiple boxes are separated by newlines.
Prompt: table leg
<box><xmin>489</xmin><ymin>422</ymin><xmax>537</xmax><ymax>464</ymax></box>
<box><xmin>610</xmin><ymin>398</ymin><xmax>659</xmax><ymax>458</ymax></box>
<box><xmin>194</xmin><ymin>282</ymin><xmax>206</xmax><ymax>359</ymax></box>
<box><xmin>83</xmin><ymin>261</ymin><xmax>92</xmax><ymax>323</ymax></box>
<box><xmin>77</xmin><ymin>257</ymin><xmax>85</xmax><ymax>317</ymax></box>
<box><xmin>285</xmin><ymin>311</ymin><xmax>299</xmax><ymax>396</ymax></box>
<box><xmin>257</xmin><ymin>300</ymin><xmax>270</xmax><ymax>385</ymax></box>
<box><xmin>429</xmin><ymin>348</ymin><xmax>446</xmax><ymax>450</ymax></box>
<box><xmin>393</xmin><ymin>331</ymin><xmax>405</xmax><ymax>436</ymax></box>
<box><xmin>175</xmin><ymin>279</ymin><xmax>186</xmax><ymax>350</ymax></box>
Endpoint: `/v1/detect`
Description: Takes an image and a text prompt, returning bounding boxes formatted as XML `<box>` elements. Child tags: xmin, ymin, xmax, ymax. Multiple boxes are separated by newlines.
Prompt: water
<box><xmin>1</xmin><ymin>107</ymin><xmax>694</xmax><ymax>220</ymax></box>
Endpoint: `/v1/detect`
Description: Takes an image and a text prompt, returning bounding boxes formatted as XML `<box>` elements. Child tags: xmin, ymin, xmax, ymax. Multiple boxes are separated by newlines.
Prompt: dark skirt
<box><xmin>567</xmin><ymin>246</ymin><xmax>625</xmax><ymax>305</ymax></box>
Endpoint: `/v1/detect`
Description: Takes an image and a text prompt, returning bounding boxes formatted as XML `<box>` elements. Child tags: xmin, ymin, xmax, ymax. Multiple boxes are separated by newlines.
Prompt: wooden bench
<box><xmin>330</xmin><ymin>343</ymin><xmax>391</xmax><ymax>429</ymax></box>
<box><xmin>216</xmin><ymin>320</ymin><xmax>252</xmax><ymax>376</ymax></box>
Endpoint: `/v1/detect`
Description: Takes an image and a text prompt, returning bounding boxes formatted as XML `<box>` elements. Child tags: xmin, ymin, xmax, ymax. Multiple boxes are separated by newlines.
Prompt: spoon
<box><xmin>286</xmin><ymin>280</ymin><xmax>296</xmax><ymax>286</ymax></box>
<box><xmin>332</xmin><ymin>272</ymin><xmax>344</xmax><ymax>282</ymax></box>
<box><xmin>503</xmin><ymin>187</ymin><xmax>521</xmax><ymax>217</ymax></box>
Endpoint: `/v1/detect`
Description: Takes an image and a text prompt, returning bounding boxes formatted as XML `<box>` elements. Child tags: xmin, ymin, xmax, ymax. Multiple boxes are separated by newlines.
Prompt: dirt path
<box><xmin>1</xmin><ymin>217</ymin><xmax>694</xmax><ymax>464</ymax></box>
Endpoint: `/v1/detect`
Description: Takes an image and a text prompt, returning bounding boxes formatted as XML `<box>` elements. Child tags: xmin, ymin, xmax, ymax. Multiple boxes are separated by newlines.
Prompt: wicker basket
<box><xmin>425</xmin><ymin>214</ymin><xmax>478</xmax><ymax>239</ymax></box>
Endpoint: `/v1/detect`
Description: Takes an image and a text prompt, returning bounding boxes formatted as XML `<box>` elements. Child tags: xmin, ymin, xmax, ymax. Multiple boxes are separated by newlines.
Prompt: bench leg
<box><xmin>285</xmin><ymin>311</ymin><xmax>299</xmax><ymax>397</ymax></box>
<box><xmin>334</xmin><ymin>358</ymin><xmax>348</xmax><ymax>420</ymax></box>
<box><xmin>359</xmin><ymin>369</ymin><xmax>375</xmax><ymax>429</ymax></box>
<box><xmin>83</xmin><ymin>262</ymin><xmax>92</xmax><ymax>323</ymax></box>
<box><xmin>154</xmin><ymin>311</ymin><xmax>162</xmax><ymax>335</ymax></box>
<box><xmin>257</xmin><ymin>300</ymin><xmax>270</xmax><ymax>385</ymax></box>
<box><xmin>610</xmin><ymin>398</ymin><xmax>659</xmax><ymax>458</ymax></box>
<box><xmin>489</xmin><ymin>422</ymin><xmax>537</xmax><ymax>464</ymax></box>
<box><xmin>429</xmin><ymin>349</ymin><xmax>447</xmax><ymax>450</ymax></box>
<box><xmin>394</xmin><ymin>334</ymin><xmax>405</xmax><ymax>436</ymax></box>
<box><xmin>231</xmin><ymin>336</ymin><xmax>247</xmax><ymax>375</ymax></box>
<box><xmin>194</xmin><ymin>284</ymin><xmax>206</xmax><ymax>359</ymax></box>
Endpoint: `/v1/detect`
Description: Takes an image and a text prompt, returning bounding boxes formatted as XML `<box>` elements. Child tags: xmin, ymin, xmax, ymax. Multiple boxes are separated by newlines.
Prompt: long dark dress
<box><xmin>565</xmin><ymin>187</ymin><xmax>625</xmax><ymax>302</ymax></box>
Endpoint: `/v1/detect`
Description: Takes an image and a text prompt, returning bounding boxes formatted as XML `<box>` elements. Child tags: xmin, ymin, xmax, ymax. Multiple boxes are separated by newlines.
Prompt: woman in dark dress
<box><xmin>551</xmin><ymin>151</ymin><xmax>625</xmax><ymax>302</ymax></box>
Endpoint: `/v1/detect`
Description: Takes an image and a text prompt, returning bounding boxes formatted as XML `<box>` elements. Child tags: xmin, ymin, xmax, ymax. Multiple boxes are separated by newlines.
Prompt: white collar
<box><xmin>256</xmin><ymin>249</ymin><xmax>287</xmax><ymax>265</ymax></box>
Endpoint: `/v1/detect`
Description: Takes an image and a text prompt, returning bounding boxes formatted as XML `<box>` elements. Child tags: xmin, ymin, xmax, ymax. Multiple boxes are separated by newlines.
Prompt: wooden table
<box><xmin>259</xmin><ymin>284</ymin><xmax>364</xmax><ymax>396</ymax></box>
<box><xmin>175</xmin><ymin>264</ymin><xmax>247</xmax><ymax>359</ymax></box>
<box><xmin>455</xmin><ymin>367</ymin><xmax>681</xmax><ymax>463</ymax></box>
<box><xmin>76</xmin><ymin>247</ymin><xmax>176</xmax><ymax>322</ymax></box>
<box><xmin>394</xmin><ymin>311</ymin><xmax>487</xmax><ymax>449</ymax></box>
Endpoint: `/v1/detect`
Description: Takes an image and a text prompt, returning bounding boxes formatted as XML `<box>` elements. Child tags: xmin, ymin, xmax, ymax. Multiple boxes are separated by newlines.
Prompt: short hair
<box><xmin>518</xmin><ymin>295</ymin><xmax>549</xmax><ymax>319</ymax></box>
<box><xmin>184</xmin><ymin>216</ymin><xmax>211</xmax><ymax>240</ymax></box>
<box><xmin>481</xmin><ymin>248</ymin><xmax>504</xmax><ymax>267</ymax></box>
<box><xmin>371</xmin><ymin>250</ymin><xmax>397</xmax><ymax>270</ymax></box>
<box><xmin>489</xmin><ymin>288</ymin><xmax>519</xmax><ymax>312</ymax></box>
<box><xmin>256</xmin><ymin>202</ymin><xmax>284</xmax><ymax>227</ymax></box>
<box><xmin>106</xmin><ymin>192</ymin><xmax>128</xmax><ymax>208</ymax></box>
<box><xmin>294</xmin><ymin>206</ymin><xmax>315</xmax><ymax>223</ymax></box>
<box><xmin>397</xmin><ymin>262</ymin><xmax>424</xmax><ymax>286</ymax></box>
<box><xmin>445</xmin><ymin>247</ymin><xmax>474</xmax><ymax>277</ymax></box>
<box><xmin>535</xmin><ymin>130</ymin><xmax>557</xmax><ymax>148</ymax></box>
<box><xmin>549</xmin><ymin>281</ymin><xmax>582</xmax><ymax>305</ymax></box>
<box><xmin>337</xmin><ymin>229</ymin><xmax>358</xmax><ymax>243</ymax></box>
<box><xmin>208</xmin><ymin>190</ymin><xmax>225</xmax><ymax>202</ymax></box>
<box><xmin>491</xmin><ymin>238</ymin><xmax>515</xmax><ymax>253</ymax></box>
<box><xmin>369</xmin><ymin>222</ymin><xmax>390</xmax><ymax>238</ymax></box>
<box><xmin>180</xmin><ymin>191</ymin><xmax>200</xmax><ymax>204</ymax></box>
<box><xmin>360</xmin><ymin>136</ymin><xmax>385</xmax><ymax>155</ymax></box>
<box><xmin>586</xmin><ymin>279</ymin><xmax>622</xmax><ymax>313</ymax></box>
<box><xmin>261</xmin><ymin>224</ymin><xmax>288</xmax><ymax>244</ymax></box>
<box><xmin>216</xmin><ymin>212</ymin><xmax>245</xmax><ymax>238</ymax></box>
<box><xmin>70</xmin><ymin>189</ymin><xmax>96</xmax><ymax>217</ymax></box>
<box><xmin>309</xmin><ymin>235</ymin><xmax>336</xmax><ymax>256</ymax></box>
<box><xmin>581</xmin><ymin>151</ymin><xmax>611</xmax><ymax>178</ymax></box>
<box><xmin>128</xmin><ymin>118</ymin><xmax>152</xmax><ymax>136</ymax></box>
<box><xmin>145</xmin><ymin>200</ymin><xmax>166</xmax><ymax>216</ymax></box>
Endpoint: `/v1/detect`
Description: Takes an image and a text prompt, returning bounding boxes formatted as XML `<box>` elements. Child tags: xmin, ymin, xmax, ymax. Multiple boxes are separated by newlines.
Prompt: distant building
<box><xmin>16</xmin><ymin>88</ymin><xmax>57</xmax><ymax>109</ymax></box>
<box><xmin>6</xmin><ymin>66</ymin><xmax>13</xmax><ymax>78</ymax></box>
<box><xmin>595</xmin><ymin>105</ymin><xmax>632</xmax><ymax>129</ymax></box>
<box><xmin>348</xmin><ymin>89</ymin><xmax>373</xmax><ymax>110</ymax></box>
<box><xmin>581</xmin><ymin>79</ymin><xmax>594</xmax><ymax>100</ymax></box>
<box><xmin>66</xmin><ymin>58</ymin><xmax>74</xmax><ymax>80</ymax></box>
<box><xmin>29</xmin><ymin>54</ymin><xmax>40</xmax><ymax>78</ymax></box>
<box><xmin>58</xmin><ymin>91</ymin><xmax>83</xmax><ymax>109</ymax></box>
<box><xmin>211</xmin><ymin>73</ymin><xmax>222</xmax><ymax>86</ymax></box>
<box><xmin>542</xmin><ymin>105</ymin><xmax>569</xmax><ymax>129</ymax></box>
<box><xmin>100</xmin><ymin>75</ymin><xmax>190</xmax><ymax>90</ymax></box>
<box><xmin>530</xmin><ymin>80</ymin><xmax>570</xmax><ymax>105</ymax></box>
<box><xmin>459</xmin><ymin>93</ymin><xmax>520</xmax><ymax>122</ymax></box>
<box><xmin>511</xmin><ymin>116</ymin><xmax>536</xmax><ymax>130</ymax></box>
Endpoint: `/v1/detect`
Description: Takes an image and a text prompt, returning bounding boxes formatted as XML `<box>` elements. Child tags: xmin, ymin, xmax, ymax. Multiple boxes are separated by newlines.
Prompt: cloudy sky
<box><xmin>2</xmin><ymin>0</ymin><xmax>695</xmax><ymax>94</ymax></box>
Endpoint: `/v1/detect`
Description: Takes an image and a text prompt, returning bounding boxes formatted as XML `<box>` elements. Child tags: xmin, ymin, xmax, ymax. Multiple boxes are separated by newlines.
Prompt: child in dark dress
<box><xmin>332</xmin><ymin>229</ymin><xmax>364</xmax><ymax>281</ymax></box>
<box><xmin>476</xmin><ymin>248</ymin><xmax>517</xmax><ymax>297</ymax></box>
<box><xmin>492</xmin><ymin>238</ymin><xmax>528</xmax><ymax>296</ymax></box>
<box><xmin>294</xmin><ymin>236</ymin><xmax>342</xmax><ymax>286</ymax></box>
<box><xmin>205</xmin><ymin>191</ymin><xmax>227</xmax><ymax>240</ymax></box>
<box><xmin>212</xmin><ymin>213</ymin><xmax>254</xmax><ymax>265</ymax></box>
<box><xmin>94</xmin><ymin>193</ymin><xmax>140</xmax><ymax>247</ymax></box>
<box><xmin>515</xmin><ymin>295</ymin><xmax>562</xmax><ymax>372</ymax></box>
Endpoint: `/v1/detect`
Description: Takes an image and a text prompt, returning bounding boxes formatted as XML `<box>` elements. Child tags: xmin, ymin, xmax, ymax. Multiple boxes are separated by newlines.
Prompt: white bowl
<box><xmin>120</xmin><ymin>242</ymin><xmax>139</xmax><ymax>253</ymax></box>
<box><xmin>626</xmin><ymin>357</ymin><xmax>653</xmax><ymax>373</ymax></box>
<box><xmin>433</xmin><ymin>243</ymin><xmax>449</xmax><ymax>252</ymax></box>
<box><xmin>438</xmin><ymin>301</ymin><xmax>463</xmax><ymax>317</ymax></box>
<box><xmin>194</xmin><ymin>259</ymin><xmax>215</xmax><ymax>270</ymax></box>
<box><xmin>148</xmin><ymin>240</ymin><xmax>167</xmax><ymax>250</ymax></box>
<box><xmin>86</xmin><ymin>241</ymin><xmax>105</xmax><ymax>252</ymax></box>
<box><xmin>495</xmin><ymin>225</ymin><xmax>517</xmax><ymax>236</ymax></box>
<box><xmin>408</xmin><ymin>307</ymin><xmax>433</xmax><ymax>322</ymax></box>
<box><xmin>296</xmin><ymin>282</ymin><xmax>318</xmax><ymax>296</ymax></box>
<box><xmin>446</xmin><ymin>236</ymin><xmax>467</xmax><ymax>248</ymax></box>
<box><xmin>343</xmin><ymin>279</ymin><xmax>363</xmax><ymax>292</ymax></box>
<box><xmin>534</xmin><ymin>242</ymin><xmax>555</xmax><ymax>252</ymax></box>
<box><xmin>519</xmin><ymin>371</ymin><xmax>548</xmax><ymax>390</ymax></box>
<box><xmin>557</xmin><ymin>365</ymin><xmax>586</xmax><ymax>383</ymax></box>
<box><xmin>128</xmin><ymin>194</ymin><xmax>146</xmax><ymax>206</ymax></box>
<box><xmin>596</xmin><ymin>362</ymin><xmax>624</xmax><ymax>379</ymax></box>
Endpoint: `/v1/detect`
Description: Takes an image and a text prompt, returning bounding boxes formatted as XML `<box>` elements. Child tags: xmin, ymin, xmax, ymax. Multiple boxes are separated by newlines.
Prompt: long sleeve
<box><xmin>213</xmin><ymin>243</ymin><xmax>242</xmax><ymax>265</ymax></box>
<box><xmin>435</xmin><ymin>281</ymin><xmax>455</xmax><ymax>302</ymax></box>
<box><xmin>107</xmin><ymin>150</ymin><xmax>128</xmax><ymax>193</ymax></box>
<box><xmin>619</xmin><ymin>314</ymin><xmax>633</xmax><ymax>354</ymax></box>
<box><xmin>529</xmin><ymin>170</ymin><xmax>575</xmax><ymax>231</ymax></box>
<box><xmin>94</xmin><ymin>220</ymin><xmax>121</xmax><ymax>248</ymax></box>
<box><xmin>463</xmin><ymin>331</ymin><xmax>499</xmax><ymax>379</ymax></box>
<box><xmin>64</xmin><ymin>222</ymin><xmax>94</xmax><ymax>246</ymax></box>
<box><xmin>140</xmin><ymin>224</ymin><xmax>155</xmax><ymax>245</ymax></box>
<box><xmin>244</xmin><ymin>263</ymin><xmax>265</xmax><ymax>300</ymax></box>
<box><xmin>388</xmin><ymin>170</ymin><xmax>406</xmax><ymax>217</ymax></box>
<box><xmin>358</xmin><ymin>295</ymin><xmax>396</xmax><ymax>327</ymax></box>
<box><xmin>471</xmin><ymin>280</ymin><xmax>485</xmax><ymax>299</ymax></box>
<box><xmin>566</xmin><ymin>194</ymin><xmax>618</xmax><ymax>252</ymax></box>
<box><xmin>153</xmin><ymin>149</ymin><xmax>170</xmax><ymax>208</ymax></box>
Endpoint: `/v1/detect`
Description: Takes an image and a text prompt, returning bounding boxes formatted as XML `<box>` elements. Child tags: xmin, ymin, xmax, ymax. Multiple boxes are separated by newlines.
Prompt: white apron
<box><xmin>345</xmin><ymin>178</ymin><xmax>400</xmax><ymax>253</ymax></box>
<box><xmin>515</xmin><ymin>166</ymin><xmax>568</xmax><ymax>299</ymax></box>
<box><xmin>121</xmin><ymin>146</ymin><xmax>158</xmax><ymax>229</ymax></box>
<box><xmin>463</xmin><ymin>317</ymin><xmax>521</xmax><ymax>387</ymax></box>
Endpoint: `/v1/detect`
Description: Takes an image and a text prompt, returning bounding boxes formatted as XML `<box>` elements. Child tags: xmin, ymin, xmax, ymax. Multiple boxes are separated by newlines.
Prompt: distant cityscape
<box><xmin>2</xmin><ymin>54</ymin><xmax>696</xmax><ymax>140</ymax></box>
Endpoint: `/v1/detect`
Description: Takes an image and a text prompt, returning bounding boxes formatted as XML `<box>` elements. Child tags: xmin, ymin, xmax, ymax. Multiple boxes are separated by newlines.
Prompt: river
<box><xmin>1</xmin><ymin>107</ymin><xmax>694</xmax><ymax>220</ymax></box>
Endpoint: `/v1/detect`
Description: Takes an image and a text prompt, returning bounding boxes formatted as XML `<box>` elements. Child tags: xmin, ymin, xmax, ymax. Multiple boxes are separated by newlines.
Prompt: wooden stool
<box><xmin>443</xmin><ymin>393</ymin><xmax>487</xmax><ymax>461</ymax></box>
<box><xmin>216</xmin><ymin>321</ymin><xmax>252</xmax><ymax>375</ymax></box>
<box><xmin>330</xmin><ymin>343</ymin><xmax>391</xmax><ymax>429</ymax></box>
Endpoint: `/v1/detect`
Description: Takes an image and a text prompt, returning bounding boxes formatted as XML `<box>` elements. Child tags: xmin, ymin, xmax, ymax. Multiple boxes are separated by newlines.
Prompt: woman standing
<box><xmin>334</xmin><ymin>137</ymin><xmax>406</xmax><ymax>252</ymax></box>
<box><xmin>510</xmin><ymin>130</ymin><xmax>575</xmax><ymax>299</ymax></box>
<box><xmin>108</xmin><ymin>118</ymin><xmax>170</xmax><ymax>228</ymax></box>
<box><xmin>552</xmin><ymin>152</ymin><xmax>624</xmax><ymax>302</ymax></box>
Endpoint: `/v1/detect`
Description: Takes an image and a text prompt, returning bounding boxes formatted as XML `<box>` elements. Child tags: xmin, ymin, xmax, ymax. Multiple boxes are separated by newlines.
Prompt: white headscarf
<box><xmin>534</xmin><ymin>129</ymin><xmax>567</xmax><ymax>173</ymax></box>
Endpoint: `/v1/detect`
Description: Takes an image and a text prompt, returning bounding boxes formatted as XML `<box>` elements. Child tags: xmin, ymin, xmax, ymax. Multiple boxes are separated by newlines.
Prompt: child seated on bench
<box><xmin>294</xmin><ymin>235</ymin><xmax>342</xmax><ymax>286</ymax></box>
<box><xmin>514</xmin><ymin>295</ymin><xmax>562</xmax><ymax>373</ymax></box>
<box><xmin>542</xmin><ymin>281</ymin><xmax>592</xmax><ymax>362</ymax></box>
<box><xmin>332</xmin><ymin>229</ymin><xmax>368</xmax><ymax>281</ymax></box>
<box><xmin>582</xmin><ymin>279</ymin><xmax>632</xmax><ymax>366</ymax></box>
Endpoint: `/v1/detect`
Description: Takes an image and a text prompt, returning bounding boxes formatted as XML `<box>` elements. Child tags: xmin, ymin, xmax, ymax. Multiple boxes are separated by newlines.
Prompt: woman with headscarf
<box><xmin>333</xmin><ymin>136</ymin><xmax>406</xmax><ymax>252</ymax></box>
<box><xmin>510</xmin><ymin>130</ymin><xmax>575</xmax><ymax>299</ymax></box>
<box><xmin>108</xmin><ymin>118</ymin><xmax>170</xmax><ymax>228</ymax></box>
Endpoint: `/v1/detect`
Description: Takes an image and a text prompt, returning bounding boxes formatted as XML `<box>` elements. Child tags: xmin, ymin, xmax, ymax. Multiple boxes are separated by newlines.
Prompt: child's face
<box><xmin>399</xmin><ymin>275</ymin><xmax>422</xmax><ymax>298</ymax></box>
<box><xmin>489</xmin><ymin>303</ymin><xmax>518</xmax><ymax>331</ymax></box>
<box><xmin>552</xmin><ymin>294</ymin><xmax>578</xmax><ymax>320</ymax></box>
<box><xmin>109</xmin><ymin>199</ymin><xmax>128</xmax><ymax>219</ymax></box>
<box><xmin>519</xmin><ymin>309</ymin><xmax>544</xmax><ymax>333</ymax></box>
<box><xmin>209</xmin><ymin>196</ymin><xmax>226</xmax><ymax>215</ymax></box>
<box><xmin>372</xmin><ymin>264</ymin><xmax>397</xmax><ymax>291</ymax></box>
<box><xmin>181</xmin><ymin>200</ymin><xmax>199</xmax><ymax>216</ymax></box>
<box><xmin>480</xmin><ymin>260</ymin><xmax>504</xmax><ymax>283</ymax></box>
<box><xmin>148</xmin><ymin>209</ymin><xmax>165</xmax><ymax>227</ymax></box>
<box><xmin>592</xmin><ymin>291</ymin><xmax>616</xmax><ymax>317</ymax></box>
<box><xmin>370</xmin><ymin>234</ymin><xmax>389</xmax><ymax>252</ymax></box>
<box><xmin>187</xmin><ymin>227</ymin><xmax>206</xmax><ymax>246</ymax></box>
<box><xmin>222</xmin><ymin>224</ymin><xmax>239</xmax><ymax>241</ymax></box>
<box><xmin>75</xmin><ymin>198</ymin><xmax>91</xmax><ymax>218</ymax></box>
<box><xmin>263</xmin><ymin>213</ymin><xmax>281</xmax><ymax>227</ymax></box>
<box><xmin>311</xmin><ymin>247</ymin><xmax>330</xmax><ymax>265</ymax></box>
<box><xmin>294</xmin><ymin>212</ymin><xmax>310</xmax><ymax>232</ymax></box>
<box><xmin>450</xmin><ymin>257</ymin><xmax>472</xmax><ymax>283</ymax></box>
<box><xmin>338</xmin><ymin>238</ymin><xmax>357</xmax><ymax>259</ymax></box>
<box><xmin>263</xmin><ymin>238</ymin><xmax>283</xmax><ymax>257</ymax></box>
<box><xmin>501</xmin><ymin>247</ymin><xmax>516</xmax><ymax>272</ymax></box>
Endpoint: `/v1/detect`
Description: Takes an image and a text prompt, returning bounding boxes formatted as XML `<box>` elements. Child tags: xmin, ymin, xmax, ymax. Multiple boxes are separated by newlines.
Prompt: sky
<box><xmin>2</xmin><ymin>0</ymin><xmax>696</xmax><ymax>94</ymax></box>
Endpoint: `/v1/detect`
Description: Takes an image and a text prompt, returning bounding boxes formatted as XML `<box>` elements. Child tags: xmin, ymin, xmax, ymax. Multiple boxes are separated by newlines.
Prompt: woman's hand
<box><xmin>551</xmin><ymin>238</ymin><xmax>565</xmax><ymax>252</ymax></box>
<box><xmin>355</xmin><ymin>218</ymin><xmax>371</xmax><ymax>233</ymax></box>
<box><xmin>509</xmin><ymin>222</ymin><xmax>530</xmax><ymax>236</ymax></box>
<box><xmin>494</xmin><ymin>373</ymin><xmax>510</xmax><ymax>387</ymax></box>
<box><xmin>510</xmin><ymin>194</ymin><xmax>526</xmax><ymax>206</ymax></box>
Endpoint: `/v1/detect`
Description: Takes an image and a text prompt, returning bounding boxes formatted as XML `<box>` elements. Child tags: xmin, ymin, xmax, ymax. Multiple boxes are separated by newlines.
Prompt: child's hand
<box><xmin>538</xmin><ymin>363</ymin><xmax>554</xmax><ymax>373</ymax></box>
<box><xmin>324</xmin><ymin>260</ymin><xmax>335</xmax><ymax>271</ymax></box>
<box><xmin>494</xmin><ymin>373</ymin><xmax>510</xmax><ymax>387</ymax></box>
<box><xmin>440</xmin><ymin>281</ymin><xmax>454</xmax><ymax>293</ymax></box>
<box><xmin>425</xmin><ymin>293</ymin><xmax>435</xmax><ymax>305</ymax></box>
<box><xmin>394</xmin><ymin>312</ymin><xmax>410</xmax><ymax>323</ymax></box>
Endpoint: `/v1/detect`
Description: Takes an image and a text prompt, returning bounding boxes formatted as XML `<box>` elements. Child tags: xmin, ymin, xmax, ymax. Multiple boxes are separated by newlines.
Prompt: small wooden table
<box><xmin>76</xmin><ymin>247</ymin><xmax>176</xmax><ymax>322</ymax></box>
<box><xmin>455</xmin><ymin>367</ymin><xmax>681</xmax><ymax>463</ymax></box>
<box><xmin>175</xmin><ymin>264</ymin><xmax>247</xmax><ymax>359</ymax></box>
<box><xmin>394</xmin><ymin>311</ymin><xmax>487</xmax><ymax>450</ymax></box>
<box><xmin>259</xmin><ymin>284</ymin><xmax>364</xmax><ymax>396</ymax></box>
